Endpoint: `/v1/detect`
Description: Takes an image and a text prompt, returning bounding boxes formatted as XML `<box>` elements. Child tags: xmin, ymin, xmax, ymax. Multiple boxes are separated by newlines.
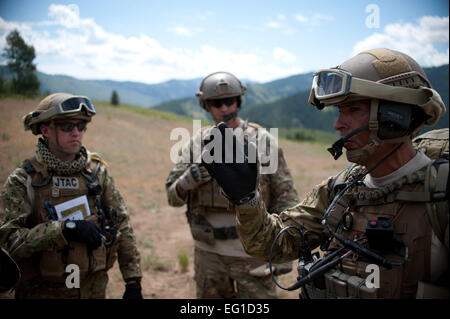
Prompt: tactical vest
<box><xmin>304</xmin><ymin>159</ymin><xmax>448</xmax><ymax>299</ymax></box>
<box><xmin>190</xmin><ymin>174</ymin><xmax>271</xmax><ymax>214</ymax></box>
<box><xmin>19</xmin><ymin>156</ymin><xmax>114</xmax><ymax>283</ymax></box>
<box><xmin>411</xmin><ymin>128</ymin><xmax>449</xmax><ymax>251</ymax></box>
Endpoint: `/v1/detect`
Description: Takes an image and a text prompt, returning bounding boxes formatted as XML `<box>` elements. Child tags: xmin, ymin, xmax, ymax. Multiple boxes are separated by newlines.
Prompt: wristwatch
<box><xmin>65</xmin><ymin>221</ymin><xmax>76</xmax><ymax>229</ymax></box>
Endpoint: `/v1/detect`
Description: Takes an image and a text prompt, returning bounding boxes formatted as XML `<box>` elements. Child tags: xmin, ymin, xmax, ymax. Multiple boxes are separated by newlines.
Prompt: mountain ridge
<box><xmin>1</xmin><ymin>64</ymin><xmax>448</xmax><ymax>132</ymax></box>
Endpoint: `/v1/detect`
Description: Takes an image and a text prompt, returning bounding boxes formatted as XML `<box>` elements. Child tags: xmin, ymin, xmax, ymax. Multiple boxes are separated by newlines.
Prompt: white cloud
<box><xmin>48</xmin><ymin>4</ymin><xmax>82</xmax><ymax>29</ymax></box>
<box><xmin>273</xmin><ymin>47</ymin><xmax>296</xmax><ymax>63</ymax></box>
<box><xmin>0</xmin><ymin>4</ymin><xmax>302</xmax><ymax>83</ymax></box>
<box><xmin>295</xmin><ymin>13</ymin><xmax>333</xmax><ymax>25</ymax></box>
<box><xmin>312</xmin><ymin>13</ymin><xmax>333</xmax><ymax>22</ymax></box>
<box><xmin>267</xmin><ymin>21</ymin><xmax>281</xmax><ymax>28</ymax></box>
<box><xmin>0</xmin><ymin>17</ymin><xmax>34</xmax><ymax>50</ymax></box>
<box><xmin>169</xmin><ymin>26</ymin><xmax>193</xmax><ymax>37</ymax></box>
<box><xmin>196</xmin><ymin>11</ymin><xmax>214</xmax><ymax>21</ymax></box>
<box><xmin>353</xmin><ymin>16</ymin><xmax>449</xmax><ymax>67</ymax></box>
<box><xmin>267</xmin><ymin>13</ymin><xmax>288</xmax><ymax>28</ymax></box>
<box><xmin>295</xmin><ymin>14</ymin><xmax>308</xmax><ymax>23</ymax></box>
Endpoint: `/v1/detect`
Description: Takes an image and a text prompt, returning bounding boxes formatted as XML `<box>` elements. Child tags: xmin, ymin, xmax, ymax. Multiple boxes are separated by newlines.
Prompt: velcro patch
<box><xmin>52</xmin><ymin>177</ymin><xmax>79</xmax><ymax>189</ymax></box>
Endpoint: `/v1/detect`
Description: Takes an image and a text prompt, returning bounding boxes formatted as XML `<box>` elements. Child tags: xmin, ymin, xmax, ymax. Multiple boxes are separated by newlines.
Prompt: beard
<box><xmin>62</xmin><ymin>145</ymin><xmax>82</xmax><ymax>154</ymax></box>
<box><xmin>48</xmin><ymin>141</ymin><xmax>81</xmax><ymax>156</ymax></box>
<box><xmin>222</xmin><ymin>111</ymin><xmax>238</xmax><ymax>124</ymax></box>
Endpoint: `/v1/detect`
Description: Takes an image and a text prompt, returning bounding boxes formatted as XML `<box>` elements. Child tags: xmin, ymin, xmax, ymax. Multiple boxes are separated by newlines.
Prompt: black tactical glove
<box><xmin>122</xmin><ymin>278</ymin><xmax>143</xmax><ymax>299</ymax></box>
<box><xmin>62</xmin><ymin>220</ymin><xmax>103</xmax><ymax>250</ymax></box>
<box><xmin>201</xmin><ymin>122</ymin><xmax>258</xmax><ymax>205</ymax></box>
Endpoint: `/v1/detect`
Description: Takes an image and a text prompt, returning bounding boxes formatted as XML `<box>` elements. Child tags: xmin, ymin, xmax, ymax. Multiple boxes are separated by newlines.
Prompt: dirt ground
<box><xmin>0</xmin><ymin>97</ymin><xmax>347</xmax><ymax>299</ymax></box>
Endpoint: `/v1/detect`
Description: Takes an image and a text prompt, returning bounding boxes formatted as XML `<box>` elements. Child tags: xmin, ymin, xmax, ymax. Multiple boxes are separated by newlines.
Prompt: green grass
<box><xmin>143</xmin><ymin>253</ymin><xmax>170</xmax><ymax>271</ymax></box>
<box><xmin>138</xmin><ymin>235</ymin><xmax>170</xmax><ymax>271</ymax></box>
<box><xmin>93</xmin><ymin>100</ymin><xmax>195</xmax><ymax>122</ymax></box>
<box><xmin>141</xmin><ymin>201</ymin><xmax>159</xmax><ymax>213</ymax></box>
<box><xmin>138</xmin><ymin>237</ymin><xmax>153</xmax><ymax>249</ymax></box>
<box><xmin>177</xmin><ymin>251</ymin><xmax>189</xmax><ymax>272</ymax></box>
<box><xmin>2</xmin><ymin>133</ymin><xmax>10</xmax><ymax>141</ymax></box>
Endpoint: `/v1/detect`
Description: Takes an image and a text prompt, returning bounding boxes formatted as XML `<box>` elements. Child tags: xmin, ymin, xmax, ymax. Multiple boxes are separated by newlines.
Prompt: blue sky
<box><xmin>0</xmin><ymin>0</ymin><xmax>448</xmax><ymax>84</ymax></box>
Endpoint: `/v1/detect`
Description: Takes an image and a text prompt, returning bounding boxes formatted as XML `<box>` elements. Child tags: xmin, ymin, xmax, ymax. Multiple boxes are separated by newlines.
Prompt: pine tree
<box><xmin>111</xmin><ymin>90</ymin><xmax>120</xmax><ymax>106</ymax></box>
<box><xmin>2</xmin><ymin>30</ymin><xmax>40</xmax><ymax>96</ymax></box>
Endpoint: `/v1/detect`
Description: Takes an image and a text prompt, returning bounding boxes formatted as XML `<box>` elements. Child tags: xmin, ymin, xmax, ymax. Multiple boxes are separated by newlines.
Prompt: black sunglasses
<box><xmin>55</xmin><ymin>121</ymin><xmax>87</xmax><ymax>132</ymax></box>
<box><xmin>206</xmin><ymin>97</ymin><xmax>237</xmax><ymax>108</ymax></box>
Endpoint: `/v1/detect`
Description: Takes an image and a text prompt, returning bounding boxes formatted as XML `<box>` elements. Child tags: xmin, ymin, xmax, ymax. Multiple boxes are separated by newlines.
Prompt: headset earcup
<box><xmin>377</xmin><ymin>101</ymin><xmax>413</xmax><ymax>140</ymax></box>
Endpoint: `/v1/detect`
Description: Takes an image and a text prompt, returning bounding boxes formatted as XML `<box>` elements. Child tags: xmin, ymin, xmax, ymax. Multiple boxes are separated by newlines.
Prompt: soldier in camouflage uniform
<box><xmin>203</xmin><ymin>49</ymin><xmax>448</xmax><ymax>299</ymax></box>
<box><xmin>166</xmin><ymin>72</ymin><xmax>299</xmax><ymax>298</ymax></box>
<box><xmin>0</xmin><ymin>93</ymin><xmax>142</xmax><ymax>299</ymax></box>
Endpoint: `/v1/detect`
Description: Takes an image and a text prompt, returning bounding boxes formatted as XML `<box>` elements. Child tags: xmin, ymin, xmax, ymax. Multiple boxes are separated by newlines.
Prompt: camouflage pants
<box><xmin>14</xmin><ymin>270</ymin><xmax>109</xmax><ymax>299</ymax></box>
<box><xmin>194</xmin><ymin>247</ymin><xmax>278</xmax><ymax>299</ymax></box>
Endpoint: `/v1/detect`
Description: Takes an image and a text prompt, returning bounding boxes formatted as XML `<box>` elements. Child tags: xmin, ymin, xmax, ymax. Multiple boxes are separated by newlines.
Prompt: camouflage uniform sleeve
<box><xmin>236</xmin><ymin>176</ymin><xmax>335</xmax><ymax>263</ymax></box>
<box><xmin>101</xmin><ymin>167</ymin><xmax>142</xmax><ymax>281</ymax></box>
<box><xmin>165</xmin><ymin>137</ymin><xmax>196</xmax><ymax>207</ymax></box>
<box><xmin>267</xmin><ymin>147</ymin><xmax>299</xmax><ymax>213</ymax></box>
<box><xmin>165</xmin><ymin>162</ymin><xmax>190</xmax><ymax>207</ymax></box>
<box><xmin>0</xmin><ymin>168</ymin><xmax>67</xmax><ymax>259</ymax></box>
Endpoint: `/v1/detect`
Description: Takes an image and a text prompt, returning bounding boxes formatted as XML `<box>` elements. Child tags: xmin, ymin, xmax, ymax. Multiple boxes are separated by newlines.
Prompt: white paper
<box><xmin>54</xmin><ymin>195</ymin><xmax>91</xmax><ymax>221</ymax></box>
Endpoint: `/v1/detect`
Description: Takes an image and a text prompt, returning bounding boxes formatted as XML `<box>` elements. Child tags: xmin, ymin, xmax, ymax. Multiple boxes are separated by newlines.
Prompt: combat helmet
<box><xmin>308</xmin><ymin>48</ymin><xmax>446</xmax><ymax>164</ymax></box>
<box><xmin>22</xmin><ymin>93</ymin><xmax>96</xmax><ymax>135</ymax></box>
<box><xmin>196</xmin><ymin>72</ymin><xmax>247</xmax><ymax>110</ymax></box>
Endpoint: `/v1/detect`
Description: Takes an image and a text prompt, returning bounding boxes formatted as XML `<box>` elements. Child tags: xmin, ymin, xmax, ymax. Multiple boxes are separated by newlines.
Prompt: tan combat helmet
<box><xmin>22</xmin><ymin>93</ymin><xmax>96</xmax><ymax>135</ymax></box>
<box><xmin>196</xmin><ymin>71</ymin><xmax>247</xmax><ymax>110</ymax></box>
<box><xmin>0</xmin><ymin>247</ymin><xmax>20</xmax><ymax>293</ymax></box>
<box><xmin>308</xmin><ymin>48</ymin><xmax>446</xmax><ymax>164</ymax></box>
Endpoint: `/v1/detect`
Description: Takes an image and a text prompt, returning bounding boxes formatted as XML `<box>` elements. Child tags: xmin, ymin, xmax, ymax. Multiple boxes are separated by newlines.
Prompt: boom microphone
<box><xmin>327</xmin><ymin>125</ymin><xmax>369</xmax><ymax>160</ymax></box>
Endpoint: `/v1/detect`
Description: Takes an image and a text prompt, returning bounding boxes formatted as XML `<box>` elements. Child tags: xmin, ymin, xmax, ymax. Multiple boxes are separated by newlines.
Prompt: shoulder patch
<box><xmin>22</xmin><ymin>159</ymin><xmax>36</xmax><ymax>174</ymax></box>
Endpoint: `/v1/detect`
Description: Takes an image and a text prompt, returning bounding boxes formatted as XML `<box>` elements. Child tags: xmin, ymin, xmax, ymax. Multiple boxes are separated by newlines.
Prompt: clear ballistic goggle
<box><xmin>47</xmin><ymin>96</ymin><xmax>96</xmax><ymax>117</ymax></box>
<box><xmin>26</xmin><ymin>96</ymin><xmax>96</xmax><ymax>126</ymax></box>
<box><xmin>308</xmin><ymin>68</ymin><xmax>431</xmax><ymax>108</ymax></box>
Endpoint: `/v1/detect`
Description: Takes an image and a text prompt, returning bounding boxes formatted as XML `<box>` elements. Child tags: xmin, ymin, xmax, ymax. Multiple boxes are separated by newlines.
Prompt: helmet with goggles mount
<box><xmin>23</xmin><ymin>93</ymin><xmax>96</xmax><ymax>135</ymax></box>
<box><xmin>309</xmin><ymin>48</ymin><xmax>446</xmax><ymax>165</ymax></box>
